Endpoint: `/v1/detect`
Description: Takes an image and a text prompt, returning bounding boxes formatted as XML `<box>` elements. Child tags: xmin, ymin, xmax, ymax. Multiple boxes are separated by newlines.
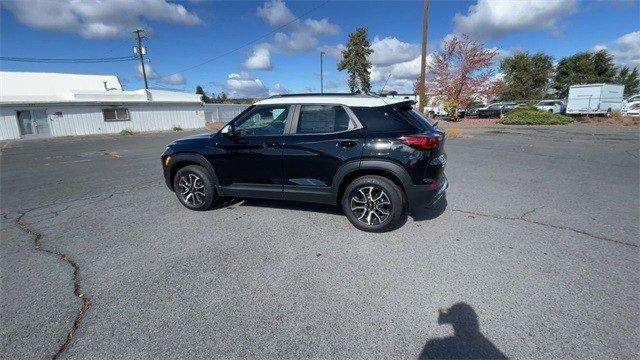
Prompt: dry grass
<box><xmin>205</xmin><ymin>122</ymin><xmax>225</xmax><ymax>131</ymax></box>
<box><xmin>578</xmin><ymin>115</ymin><xmax>639</xmax><ymax>126</ymax></box>
<box><xmin>445</xmin><ymin>128</ymin><xmax>471</xmax><ymax>139</ymax></box>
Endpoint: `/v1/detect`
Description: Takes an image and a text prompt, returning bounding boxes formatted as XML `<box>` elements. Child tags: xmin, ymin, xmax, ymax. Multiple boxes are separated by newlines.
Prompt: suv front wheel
<box><xmin>342</xmin><ymin>175</ymin><xmax>404</xmax><ymax>232</ymax></box>
<box><xmin>173</xmin><ymin>165</ymin><xmax>217</xmax><ymax>211</ymax></box>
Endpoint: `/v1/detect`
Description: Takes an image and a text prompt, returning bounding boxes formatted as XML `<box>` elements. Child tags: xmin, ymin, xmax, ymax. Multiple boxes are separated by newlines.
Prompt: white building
<box><xmin>0</xmin><ymin>71</ymin><xmax>205</xmax><ymax>140</ymax></box>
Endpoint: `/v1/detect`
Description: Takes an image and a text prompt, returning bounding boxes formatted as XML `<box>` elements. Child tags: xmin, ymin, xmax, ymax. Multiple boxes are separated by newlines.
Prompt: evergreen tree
<box><xmin>220</xmin><ymin>92</ymin><xmax>228</xmax><ymax>103</ymax></box>
<box><xmin>195</xmin><ymin>85</ymin><xmax>211</xmax><ymax>103</ymax></box>
<box><xmin>337</xmin><ymin>27</ymin><xmax>373</xmax><ymax>93</ymax></box>
<box><xmin>500</xmin><ymin>51</ymin><xmax>553</xmax><ymax>101</ymax></box>
<box><xmin>615</xmin><ymin>66</ymin><xmax>640</xmax><ymax>97</ymax></box>
<box><xmin>554</xmin><ymin>50</ymin><xmax>616</xmax><ymax>97</ymax></box>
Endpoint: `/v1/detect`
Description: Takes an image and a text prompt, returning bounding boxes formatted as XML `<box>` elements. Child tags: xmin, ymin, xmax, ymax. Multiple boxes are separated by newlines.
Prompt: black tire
<box><xmin>341</xmin><ymin>175</ymin><xmax>404</xmax><ymax>232</ymax></box>
<box><xmin>173</xmin><ymin>165</ymin><xmax>217</xmax><ymax>211</ymax></box>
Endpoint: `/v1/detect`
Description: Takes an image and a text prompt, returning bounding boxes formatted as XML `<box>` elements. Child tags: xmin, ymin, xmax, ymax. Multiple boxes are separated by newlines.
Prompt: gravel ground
<box><xmin>1</xmin><ymin>125</ymin><xmax>638</xmax><ymax>359</ymax></box>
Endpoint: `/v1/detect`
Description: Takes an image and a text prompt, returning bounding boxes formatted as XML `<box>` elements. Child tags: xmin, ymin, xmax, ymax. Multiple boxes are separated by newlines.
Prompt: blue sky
<box><xmin>1</xmin><ymin>0</ymin><xmax>638</xmax><ymax>97</ymax></box>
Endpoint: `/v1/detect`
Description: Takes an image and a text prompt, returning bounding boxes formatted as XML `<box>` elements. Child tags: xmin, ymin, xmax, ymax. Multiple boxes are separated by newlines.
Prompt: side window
<box><xmin>351</xmin><ymin>107</ymin><xmax>416</xmax><ymax>133</ymax></box>
<box><xmin>235</xmin><ymin>105</ymin><xmax>289</xmax><ymax>136</ymax></box>
<box><xmin>296</xmin><ymin>105</ymin><xmax>352</xmax><ymax>134</ymax></box>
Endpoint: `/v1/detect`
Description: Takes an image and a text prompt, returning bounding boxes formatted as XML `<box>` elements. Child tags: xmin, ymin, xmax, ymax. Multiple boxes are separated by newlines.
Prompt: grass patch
<box><xmin>499</xmin><ymin>107</ymin><xmax>572</xmax><ymax>125</ymax></box>
<box><xmin>578</xmin><ymin>115</ymin><xmax>639</xmax><ymax>126</ymax></box>
<box><xmin>205</xmin><ymin>122</ymin><xmax>224</xmax><ymax>131</ymax></box>
<box><xmin>172</xmin><ymin>125</ymin><xmax>183</xmax><ymax>131</ymax></box>
<box><xmin>445</xmin><ymin>128</ymin><xmax>470</xmax><ymax>139</ymax></box>
<box><xmin>119</xmin><ymin>129</ymin><xmax>135</xmax><ymax>136</ymax></box>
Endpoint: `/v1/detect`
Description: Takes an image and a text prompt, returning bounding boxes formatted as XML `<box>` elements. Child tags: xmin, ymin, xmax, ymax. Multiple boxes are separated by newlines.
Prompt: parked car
<box><xmin>535</xmin><ymin>100</ymin><xmax>566</xmax><ymax>113</ymax></box>
<box><xmin>624</xmin><ymin>102</ymin><xmax>640</xmax><ymax>116</ymax></box>
<box><xmin>463</xmin><ymin>102</ymin><xmax>487</xmax><ymax>118</ymax></box>
<box><xmin>476</xmin><ymin>102</ymin><xmax>517</xmax><ymax>118</ymax></box>
<box><xmin>621</xmin><ymin>94</ymin><xmax>640</xmax><ymax>115</ymax></box>
<box><xmin>161</xmin><ymin>94</ymin><xmax>448</xmax><ymax>232</ymax></box>
<box><xmin>565</xmin><ymin>83</ymin><xmax>624</xmax><ymax>116</ymax></box>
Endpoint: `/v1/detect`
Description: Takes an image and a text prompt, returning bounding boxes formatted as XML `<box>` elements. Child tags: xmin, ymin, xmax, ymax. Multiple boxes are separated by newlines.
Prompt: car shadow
<box><xmin>215</xmin><ymin>194</ymin><xmax>448</xmax><ymax>230</ymax></box>
<box><xmin>409</xmin><ymin>194</ymin><xmax>448</xmax><ymax>222</ymax></box>
<box><xmin>418</xmin><ymin>302</ymin><xmax>507</xmax><ymax>359</ymax></box>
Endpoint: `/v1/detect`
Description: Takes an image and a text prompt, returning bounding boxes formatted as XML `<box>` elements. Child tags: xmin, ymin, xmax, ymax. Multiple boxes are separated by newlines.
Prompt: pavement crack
<box><xmin>15</xmin><ymin>212</ymin><xmax>91</xmax><ymax>359</ymax></box>
<box><xmin>452</xmin><ymin>208</ymin><xmax>637</xmax><ymax>248</ymax></box>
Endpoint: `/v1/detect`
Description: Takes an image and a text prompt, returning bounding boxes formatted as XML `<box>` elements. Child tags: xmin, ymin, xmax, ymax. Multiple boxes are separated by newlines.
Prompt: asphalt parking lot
<box><xmin>1</xmin><ymin>125</ymin><xmax>639</xmax><ymax>359</ymax></box>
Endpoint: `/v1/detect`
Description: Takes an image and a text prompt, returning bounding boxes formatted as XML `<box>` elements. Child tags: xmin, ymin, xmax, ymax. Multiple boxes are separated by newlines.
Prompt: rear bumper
<box><xmin>405</xmin><ymin>174</ymin><xmax>448</xmax><ymax>211</ymax></box>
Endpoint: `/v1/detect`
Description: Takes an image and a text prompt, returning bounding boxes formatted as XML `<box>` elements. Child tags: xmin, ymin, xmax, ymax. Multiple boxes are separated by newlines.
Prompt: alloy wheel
<box><xmin>178</xmin><ymin>173</ymin><xmax>206</xmax><ymax>206</ymax></box>
<box><xmin>350</xmin><ymin>186</ymin><xmax>392</xmax><ymax>225</ymax></box>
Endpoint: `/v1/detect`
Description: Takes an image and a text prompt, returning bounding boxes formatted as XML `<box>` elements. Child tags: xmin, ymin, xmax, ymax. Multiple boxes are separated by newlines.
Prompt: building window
<box><xmin>102</xmin><ymin>108</ymin><xmax>130</xmax><ymax>122</ymax></box>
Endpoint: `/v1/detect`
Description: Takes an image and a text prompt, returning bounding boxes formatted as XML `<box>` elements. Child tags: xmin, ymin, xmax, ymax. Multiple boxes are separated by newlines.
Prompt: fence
<box><xmin>203</xmin><ymin>104</ymin><xmax>250</xmax><ymax>124</ymax></box>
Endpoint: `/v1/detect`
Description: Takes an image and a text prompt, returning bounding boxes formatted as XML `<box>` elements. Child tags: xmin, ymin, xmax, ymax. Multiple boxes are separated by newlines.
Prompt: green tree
<box><xmin>615</xmin><ymin>66</ymin><xmax>639</xmax><ymax>97</ymax></box>
<box><xmin>219</xmin><ymin>92</ymin><xmax>228</xmax><ymax>103</ymax></box>
<box><xmin>337</xmin><ymin>27</ymin><xmax>373</xmax><ymax>93</ymax></box>
<box><xmin>500</xmin><ymin>51</ymin><xmax>553</xmax><ymax>101</ymax></box>
<box><xmin>195</xmin><ymin>85</ymin><xmax>211</xmax><ymax>103</ymax></box>
<box><xmin>554</xmin><ymin>50</ymin><xmax>616</xmax><ymax>97</ymax></box>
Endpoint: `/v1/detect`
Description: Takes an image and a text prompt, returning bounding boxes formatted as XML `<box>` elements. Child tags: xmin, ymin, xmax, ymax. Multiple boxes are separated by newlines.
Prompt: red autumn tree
<box><xmin>429</xmin><ymin>34</ymin><xmax>498</xmax><ymax>120</ymax></box>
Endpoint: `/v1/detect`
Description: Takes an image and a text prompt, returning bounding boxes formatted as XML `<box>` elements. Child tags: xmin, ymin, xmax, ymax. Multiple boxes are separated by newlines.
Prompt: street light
<box><xmin>320</xmin><ymin>51</ymin><xmax>325</xmax><ymax>94</ymax></box>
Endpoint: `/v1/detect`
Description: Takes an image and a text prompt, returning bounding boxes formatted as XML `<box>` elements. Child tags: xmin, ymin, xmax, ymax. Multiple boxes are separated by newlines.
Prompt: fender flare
<box><xmin>331</xmin><ymin>159</ymin><xmax>413</xmax><ymax>199</ymax></box>
<box><xmin>169</xmin><ymin>153</ymin><xmax>219</xmax><ymax>187</ymax></box>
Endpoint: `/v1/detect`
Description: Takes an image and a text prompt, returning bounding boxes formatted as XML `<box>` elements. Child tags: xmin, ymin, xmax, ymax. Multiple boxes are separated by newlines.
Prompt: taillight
<box><xmin>398</xmin><ymin>134</ymin><xmax>441</xmax><ymax>150</ymax></box>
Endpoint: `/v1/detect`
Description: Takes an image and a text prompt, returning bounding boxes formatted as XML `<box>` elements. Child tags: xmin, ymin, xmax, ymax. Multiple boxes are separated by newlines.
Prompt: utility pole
<box><xmin>133</xmin><ymin>28</ymin><xmax>148</xmax><ymax>90</ymax></box>
<box><xmin>418</xmin><ymin>0</ymin><xmax>430</xmax><ymax>113</ymax></box>
<box><xmin>320</xmin><ymin>51</ymin><xmax>325</xmax><ymax>94</ymax></box>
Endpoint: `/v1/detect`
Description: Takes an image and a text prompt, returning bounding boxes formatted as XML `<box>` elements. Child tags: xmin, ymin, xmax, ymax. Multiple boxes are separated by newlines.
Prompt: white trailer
<box><xmin>566</xmin><ymin>83</ymin><xmax>624</xmax><ymax>116</ymax></box>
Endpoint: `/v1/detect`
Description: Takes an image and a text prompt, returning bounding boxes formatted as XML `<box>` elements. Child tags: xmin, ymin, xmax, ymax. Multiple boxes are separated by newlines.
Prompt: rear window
<box><xmin>351</xmin><ymin>106</ymin><xmax>420</xmax><ymax>133</ymax></box>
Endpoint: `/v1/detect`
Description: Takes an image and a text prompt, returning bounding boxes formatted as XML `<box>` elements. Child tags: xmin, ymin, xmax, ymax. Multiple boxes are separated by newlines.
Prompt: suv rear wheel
<box><xmin>342</xmin><ymin>175</ymin><xmax>404</xmax><ymax>232</ymax></box>
<box><xmin>173</xmin><ymin>165</ymin><xmax>217</xmax><ymax>211</ymax></box>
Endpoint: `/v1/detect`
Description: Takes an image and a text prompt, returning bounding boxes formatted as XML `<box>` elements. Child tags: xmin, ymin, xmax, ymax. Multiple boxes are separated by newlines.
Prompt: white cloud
<box><xmin>319</xmin><ymin>44</ymin><xmax>345</xmax><ymax>58</ymax></box>
<box><xmin>593</xmin><ymin>31</ymin><xmax>640</xmax><ymax>67</ymax></box>
<box><xmin>370</xmin><ymin>36</ymin><xmax>420</xmax><ymax>67</ymax></box>
<box><xmin>136</xmin><ymin>63</ymin><xmax>186</xmax><ymax>85</ymax></box>
<box><xmin>269</xmin><ymin>83</ymin><xmax>290</xmax><ymax>95</ymax></box>
<box><xmin>244</xmin><ymin>47</ymin><xmax>273</xmax><ymax>70</ymax></box>
<box><xmin>304</xmin><ymin>18</ymin><xmax>340</xmax><ymax>36</ymax></box>
<box><xmin>274</xmin><ymin>31</ymin><xmax>318</xmax><ymax>53</ymax></box>
<box><xmin>453</xmin><ymin>0</ymin><xmax>578</xmax><ymax>41</ymax></box>
<box><xmin>253</xmin><ymin>0</ymin><xmax>339</xmax><ymax>56</ymax></box>
<box><xmin>257</xmin><ymin>0</ymin><xmax>296</xmax><ymax>26</ymax></box>
<box><xmin>3</xmin><ymin>0</ymin><xmax>202</xmax><ymax>39</ymax></box>
<box><xmin>226</xmin><ymin>72</ymin><xmax>268</xmax><ymax>98</ymax></box>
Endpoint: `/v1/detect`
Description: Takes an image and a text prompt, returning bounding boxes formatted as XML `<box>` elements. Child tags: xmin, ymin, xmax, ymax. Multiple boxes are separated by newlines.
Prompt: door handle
<box><xmin>337</xmin><ymin>140</ymin><xmax>357</xmax><ymax>148</ymax></box>
<box><xmin>264</xmin><ymin>140</ymin><xmax>280</xmax><ymax>148</ymax></box>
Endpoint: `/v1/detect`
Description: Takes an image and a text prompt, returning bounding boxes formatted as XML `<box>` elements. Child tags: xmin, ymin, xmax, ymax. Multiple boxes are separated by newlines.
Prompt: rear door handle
<box><xmin>264</xmin><ymin>140</ymin><xmax>280</xmax><ymax>148</ymax></box>
<box><xmin>338</xmin><ymin>140</ymin><xmax>357</xmax><ymax>148</ymax></box>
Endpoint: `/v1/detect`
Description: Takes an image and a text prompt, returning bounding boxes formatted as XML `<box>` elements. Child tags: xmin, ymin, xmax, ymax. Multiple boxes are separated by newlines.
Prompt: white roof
<box><xmin>255</xmin><ymin>94</ymin><xmax>413</xmax><ymax>107</ymax></box>
<box><xmin>0</xmin><ymin>71</ymin><xmax>201</xmax><ymax>105</ymax></box>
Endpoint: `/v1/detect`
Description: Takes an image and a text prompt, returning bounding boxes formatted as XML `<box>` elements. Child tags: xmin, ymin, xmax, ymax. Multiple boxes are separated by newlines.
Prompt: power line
<box><xmin>0</xmin><ymin>56</ymin><xmax>136</xmax><ymax>63</ymax></box>
<box><xmin>160</xmin><ymin>0</ymin><xmax>330</xmax><ymax>77</ymax></box>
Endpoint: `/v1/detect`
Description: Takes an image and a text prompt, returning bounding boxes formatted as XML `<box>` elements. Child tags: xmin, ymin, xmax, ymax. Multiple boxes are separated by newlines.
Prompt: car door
<box><xmin>212</xmin><ymin>104</ymin><xmax>291</xmax><ymax>200</ymax></box>
<box><xmin>281</xmin><ymin>104</ymin><xmax>364</xmax><ymax>204</ymax></box>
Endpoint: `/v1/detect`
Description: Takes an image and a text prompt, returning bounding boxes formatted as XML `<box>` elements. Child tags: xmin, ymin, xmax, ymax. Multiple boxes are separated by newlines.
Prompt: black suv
<box><xmin>162</xmin><ymin>94</ymin><xmax>447</xmax><ymax>232</ymax></box>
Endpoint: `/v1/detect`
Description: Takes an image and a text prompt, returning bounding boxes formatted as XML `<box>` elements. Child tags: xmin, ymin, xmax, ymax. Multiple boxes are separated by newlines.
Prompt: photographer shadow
<box><xmin>419</xmin><ymin>302</ymin><xmax>507</xmax><ymax>359</ymax></box>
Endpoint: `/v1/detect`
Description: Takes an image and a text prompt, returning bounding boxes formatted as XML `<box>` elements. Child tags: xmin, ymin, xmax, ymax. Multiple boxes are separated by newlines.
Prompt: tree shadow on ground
<box><xmin>419</xmin><ymin>302</ymin><xmax>507</xmax><ymax>359</ymax></box>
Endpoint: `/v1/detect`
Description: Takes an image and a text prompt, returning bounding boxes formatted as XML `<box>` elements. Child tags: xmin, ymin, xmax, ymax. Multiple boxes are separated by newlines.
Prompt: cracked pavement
<box><xmin>1</xmin><ymin>125</ymin><xmax>639</xmax><ymax>358</ymax></box>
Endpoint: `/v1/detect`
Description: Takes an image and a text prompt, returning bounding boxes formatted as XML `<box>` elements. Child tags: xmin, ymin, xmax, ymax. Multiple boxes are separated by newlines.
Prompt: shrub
<box><xmin>119</xmin><ymin>129</ymin><xmax>135</xmax><ymax>136</ymax></box>
<box><xmin>172</xmin><ymin>125</ymin><xmax>183</xmax><ymax>131</ymax></box>
<box><xmin>499</xmin><ymin>107</ymin><xmax>572</xmax><ymax>125</ymax></box>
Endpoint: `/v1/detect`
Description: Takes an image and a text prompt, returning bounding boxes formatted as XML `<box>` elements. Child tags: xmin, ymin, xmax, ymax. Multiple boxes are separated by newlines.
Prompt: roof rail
<box><xmin>267</xmin><ymin>92</ymin><xmax>380</xmax><ymax>99</ymax></box>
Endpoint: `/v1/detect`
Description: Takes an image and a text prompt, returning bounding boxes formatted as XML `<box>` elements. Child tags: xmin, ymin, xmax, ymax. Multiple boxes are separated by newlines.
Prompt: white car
<box><xmin>624</xmin><ymin>102</ymin><xmax>640</xmax><ymax>116</ymax></box>
<box><xmin>535</xmin><ymin>100</ymin><xmax>566</xmax><ymax>113</ymax></box>
<box><xmin>621</xmin><ymin>94</ymin><xmax>640</xmax><ymax>115</ymax></box>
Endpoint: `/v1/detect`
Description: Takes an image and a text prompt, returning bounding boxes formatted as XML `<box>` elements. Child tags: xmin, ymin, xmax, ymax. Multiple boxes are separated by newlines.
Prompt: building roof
<box><xmin>0</xmin><ymin>71</ymin><xmax>201</xmax><ymax>105</ymax></box>
<box><xmin>255</xmin><ymin>93</ymin><xmax>413</xmax><ymax>107</ymax></box>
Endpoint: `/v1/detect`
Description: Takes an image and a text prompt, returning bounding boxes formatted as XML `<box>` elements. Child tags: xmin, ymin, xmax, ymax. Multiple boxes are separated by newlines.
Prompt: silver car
<box><xmin>536</xmin><ymin>100</ymin><xmax>566</xmax><ymax>114</ymax></box>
